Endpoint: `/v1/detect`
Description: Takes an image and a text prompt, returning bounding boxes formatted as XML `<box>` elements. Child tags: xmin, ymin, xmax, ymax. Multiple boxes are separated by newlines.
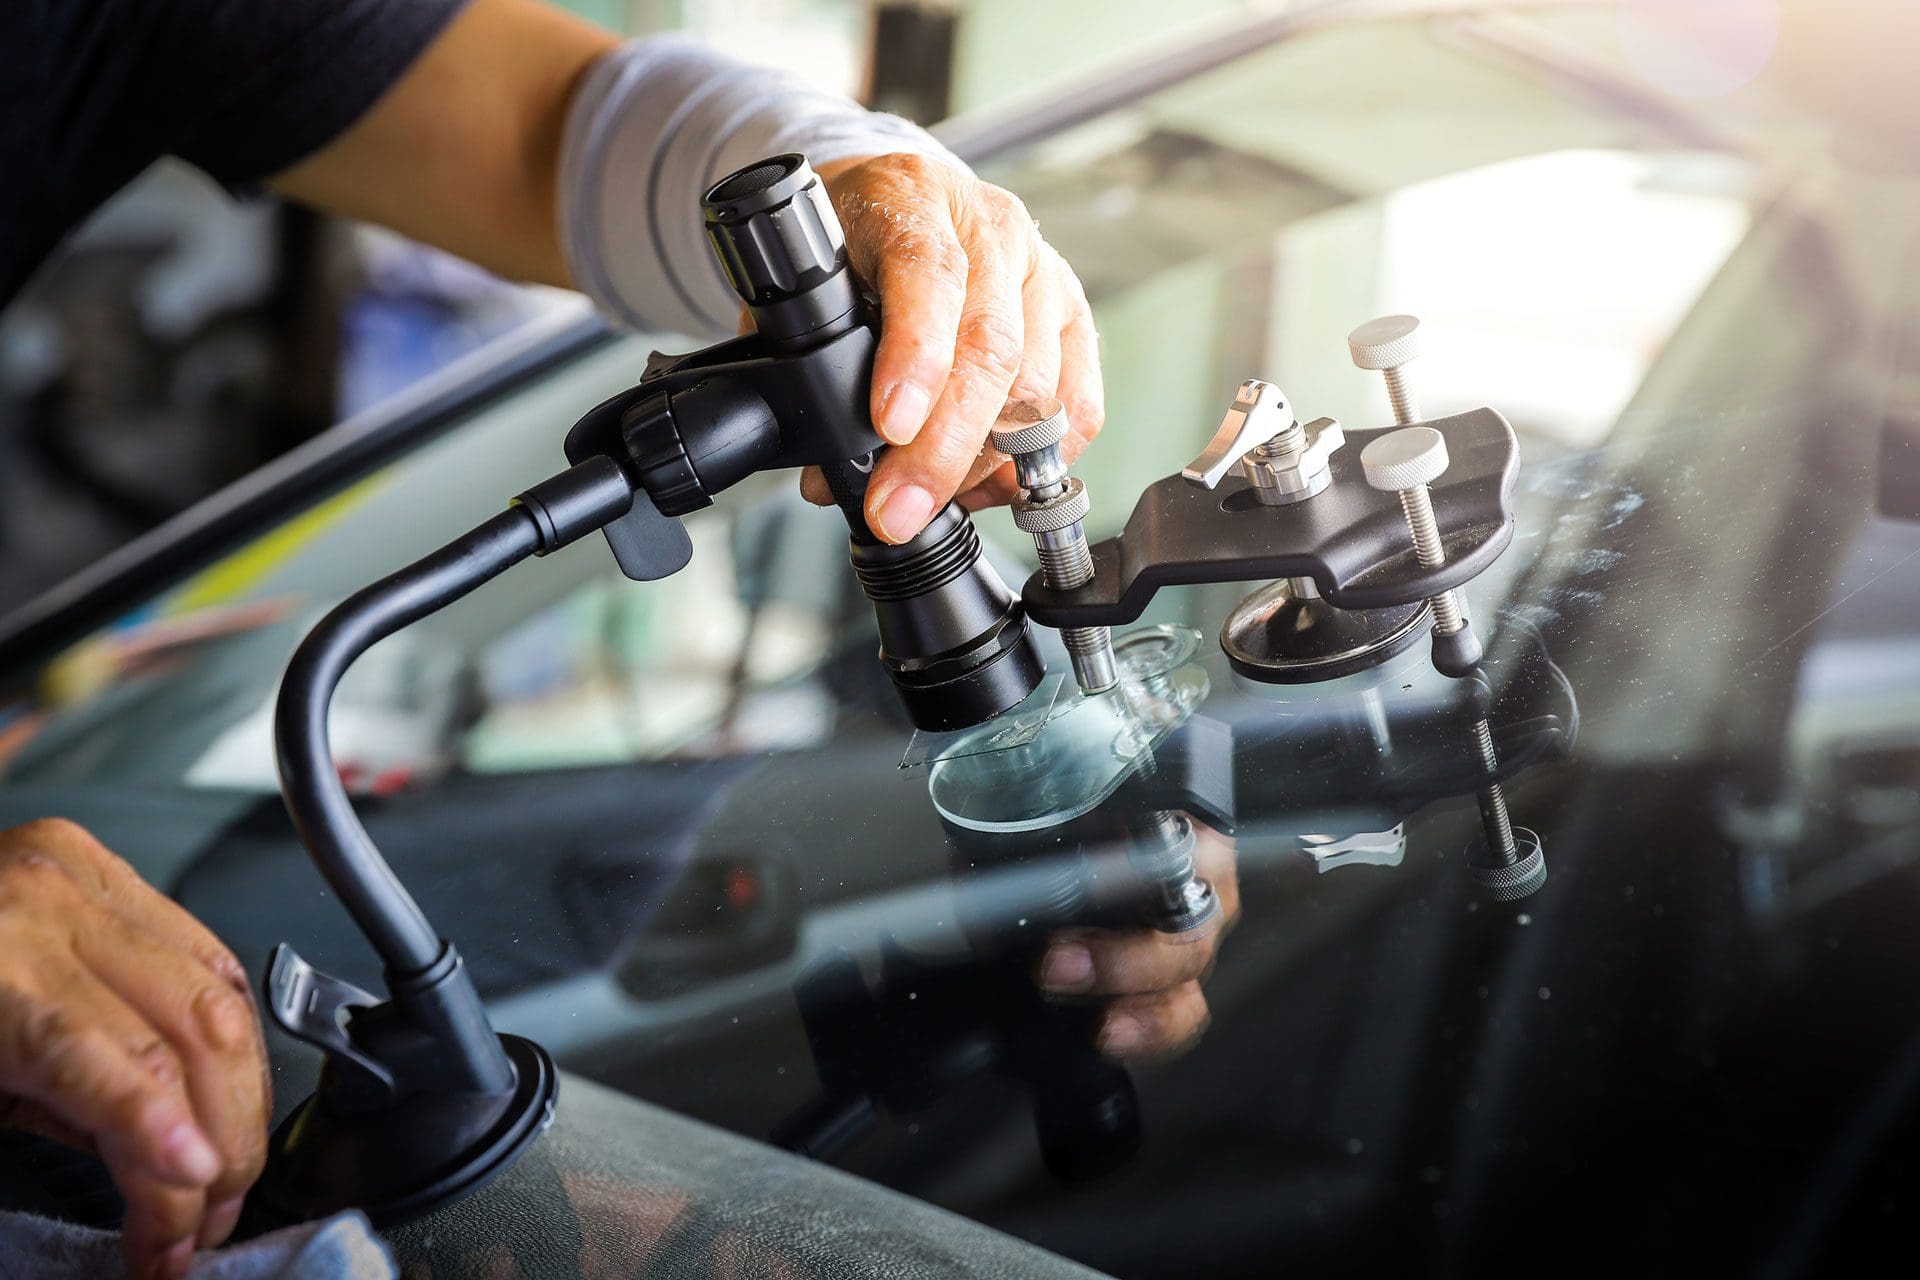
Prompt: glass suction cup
<box><xmin>927</xmin><ymin>626</ymin><xmax>1209</xmax><ymax>833</ymax></box>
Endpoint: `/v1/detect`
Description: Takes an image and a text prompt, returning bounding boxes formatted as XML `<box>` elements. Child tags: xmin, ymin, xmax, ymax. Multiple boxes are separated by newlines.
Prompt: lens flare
<box><xmin>1616</xmin><ymin>0</ymin><xmax>1781</xmax><ymax>99</ymax></box>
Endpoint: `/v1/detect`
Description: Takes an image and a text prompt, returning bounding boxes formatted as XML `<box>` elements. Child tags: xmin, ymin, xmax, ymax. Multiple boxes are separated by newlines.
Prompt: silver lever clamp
<box><xmin>1182</xmin><ymin>379</ymin><xmax>1293</xmax><ymax>489</ymax></box>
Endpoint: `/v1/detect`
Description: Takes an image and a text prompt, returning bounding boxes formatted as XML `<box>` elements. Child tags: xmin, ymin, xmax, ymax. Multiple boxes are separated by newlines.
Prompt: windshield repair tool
<box><xmin>566</xmin><ymin>154</ymin><xmax>1042</xmax><ymax>731</ymax></box>
<box><xmin>259</xmin><ymin>152</ymin><xmax>1045</xmax><ymax>1227</ymax></box>
<box><xmin>1114</xmin><ymin>618</ymin><xmax>1571</xmax><ymax>901</ymax></box>
<box><xmin>1019</xmin><ymin>315</ymin><xmax>1516</xmax><ymax>684</ymax></box>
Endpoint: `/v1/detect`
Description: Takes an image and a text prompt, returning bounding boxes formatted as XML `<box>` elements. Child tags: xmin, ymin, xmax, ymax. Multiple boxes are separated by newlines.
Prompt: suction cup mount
<box><xmin>1018</xmin><ymin>372</ymin><xmax>1519</xmax><ymax>684</ymax></box>
<box><xmin>1220</xmin><ymin>580</ymin><xmax>1431</xmax><ymax>684</ymax></box>
<box><xmin>260</xmin><ymin>945</ymin><xmax>556</xmax><ymax>1226</ymax></box>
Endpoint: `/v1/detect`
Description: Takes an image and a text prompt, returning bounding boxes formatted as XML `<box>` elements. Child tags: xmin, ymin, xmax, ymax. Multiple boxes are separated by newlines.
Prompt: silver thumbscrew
<box><xmin>1464</xmin><ymin>718</ymin><xmax>1546</xmax><ymax>901</ymax></box>
<box><xmin>1352</xmin><ymin>319</ymin><xmax>1539</xmax><ymax>895</ymax></box>
<box><xmin>1360</xmin><ymin>427</ymin><xmax>1468</xmax><ymax>638</ymax></box>
<box><xmin>1360</xmin><ymin>429</ymin><xmax>1542</xmax><ymax>898</ymax></box>
<box><xmin>1348</xmin><ymin>314</ymin><xmax>1423</xmax><ymax>426</ymax></box>
<box><xmin>993</xmin><ymin>399</ymin><xmax>1118</xmax><ymax>695</ymax></box>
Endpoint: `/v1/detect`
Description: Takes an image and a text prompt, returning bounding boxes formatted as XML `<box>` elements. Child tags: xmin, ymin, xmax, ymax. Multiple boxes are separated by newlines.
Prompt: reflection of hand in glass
<box><xmin>1033</xmin><ymin>820</ymin><xmax>1239</xmax><ymax>1062</ymax></box>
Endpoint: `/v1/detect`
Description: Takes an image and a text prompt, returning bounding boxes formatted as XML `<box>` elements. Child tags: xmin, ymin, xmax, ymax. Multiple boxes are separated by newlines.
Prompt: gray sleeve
<box><xmin>558</xmin><ymin>36</ymin><xmax>971</xmax><ymax>339</ymax></box>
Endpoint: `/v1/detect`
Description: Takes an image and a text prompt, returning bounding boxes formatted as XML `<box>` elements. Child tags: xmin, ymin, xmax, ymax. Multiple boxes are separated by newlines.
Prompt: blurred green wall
<box><xmin>950</xmin><ymin>0</ymin><xmax>1242</xmax><ymax>113</ymax></box>
<box><xmin>548</xmin><ymin>0</ymin><xmax>633</xmax><ymax>29</ymax></box>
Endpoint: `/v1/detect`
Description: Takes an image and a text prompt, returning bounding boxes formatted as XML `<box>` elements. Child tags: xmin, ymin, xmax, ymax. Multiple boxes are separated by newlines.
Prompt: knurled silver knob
<box><xmin>991</xmin><ymin>398</ymin><xmax>1070</xmax><ymax>457</ymax></box>
<box><xmin>1011</xmin><ymin>477</ymin><xmax>1091</xmax><ymax>533</ymax></box>
<box><xmin>1361</xmin><ymin>426</ymin><xmax>1466</xmax><ymax>638</ymax></box>
<box><xmin>1350</xmin><ymin>315</ymin><xmax>1423</xmax><ymax>425</ymax></box>
<box><xmin>1360</xmin><ymin>427</ymin><xmax>1449</xmax><ymax>493</ymax></box>
<box><xmin>1347</xmin><ymin>315</ymin><xmax>1423</xmax><ymax>371</ymax></box>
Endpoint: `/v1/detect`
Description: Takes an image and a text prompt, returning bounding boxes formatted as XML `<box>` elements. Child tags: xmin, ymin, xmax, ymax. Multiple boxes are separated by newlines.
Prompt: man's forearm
<box><xmin>262</xmin><ymin>0</ymin><xmax>1104</xmax><ymax>547</ymax></box>
<box><xmin>557</xmin><ymin>35</ymin><xmax>966</xmax><ymax>336</ymax></box>
<box><xmin>265</xmin><ymin>0</ymin><xmax>963</xmax><ymax>335</ymax></box>
<box><xmin>267</xmin><ymin>0</ymin><xmax>616</xmax><ymax>290</ymax></box>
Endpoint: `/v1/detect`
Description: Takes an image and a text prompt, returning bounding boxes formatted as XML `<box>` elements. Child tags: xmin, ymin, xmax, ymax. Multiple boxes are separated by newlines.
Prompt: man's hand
<box><xmin>1034</xmin><ymin>821</ymin><xmax>1240</xmax><ymax>1062</ymax></box>
<box><xmin>0</xmin><ymin>820</ymin><xmax>269</xmax><ymax>1280</ymax></box>
<box><xmin>804</xmin><ymin>154</ymin><xmax>1105</xmax><ymax>543</ymax></box>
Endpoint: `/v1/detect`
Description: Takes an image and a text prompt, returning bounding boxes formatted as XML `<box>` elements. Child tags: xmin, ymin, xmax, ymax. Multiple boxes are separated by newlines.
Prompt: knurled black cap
<box><xmin>702</xmin><ymin>154</ymin><xmax>847</xmax><ymax>308</ymax></box>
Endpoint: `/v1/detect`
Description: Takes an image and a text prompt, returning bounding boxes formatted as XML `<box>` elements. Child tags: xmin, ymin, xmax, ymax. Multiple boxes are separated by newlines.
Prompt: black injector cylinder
<box><xmin>697</xmin><ymin>155</ymin><xmax>1045</xmax><ymax>730</ymax></box>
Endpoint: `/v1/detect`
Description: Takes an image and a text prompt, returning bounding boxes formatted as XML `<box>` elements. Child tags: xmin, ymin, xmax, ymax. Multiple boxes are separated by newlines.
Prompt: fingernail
<box><xmin>1099</xmin><ymin>1015</ymin><xmax>1144</xmax><ymax>1059</ymax></box>
<box><xmin>879</xmin><ymin>382</ymin><xmax>933</xmax><ymax>444</ymax></box>
<box><xmin>199</xmin><ymin>1195</ymin><xmax>244</xmax><ymax>1248</ymax></box>
<box><xmin>159</xmin><ymin>1120</ymin><xmax>222</xmax><ymax>1185</ymax></box>
<box><xmin>874</xmin><ymin>484</ymin><xmax>937</xmax><ymax>543</ymax></box>
<box><xmin>158</xmin><ymin>1236</ymin><xmax>195</xmax><ymax>1280</ymax></box>
<box><xmin>1040</xmin><ymin>942</ymin><xmax>1094</xmax><ymax>993</ymax></box>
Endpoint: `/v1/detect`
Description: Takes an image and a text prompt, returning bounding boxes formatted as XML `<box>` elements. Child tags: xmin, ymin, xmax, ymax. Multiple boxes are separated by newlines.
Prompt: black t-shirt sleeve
<box><xmin>166</xmin><ymin>0</ymin><xmax>474</xmax><ymax>185</ymax></box>
<box><xmin>56</xmin><ymin>0</ymin><xmax>470</xmax><ymax>187</ymax></box>
<box><xmin>4</xmin><ymin>0</ymin><xmax>469</xmax><ymax>303</ymax></box>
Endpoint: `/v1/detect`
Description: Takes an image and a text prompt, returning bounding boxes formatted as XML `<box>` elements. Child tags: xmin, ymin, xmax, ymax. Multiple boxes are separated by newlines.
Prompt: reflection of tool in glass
<box><xmin>1355</xmin><ymin>416</ymin><xmax>1540</xmax><ymax>898</ymax></box>
<box><xmin>930</xmin><ymin>626</ymin><xmax>1220</xmax><ymax>933</ymax></box>
<box><xmin>782</xmin><ymin>734</ymin><xmax>1232</xmax><ymax>1185</ymax></box>
<box><xmin>1462</xmin><ymin>715</ymin><xmax>1546</xmax><ymax>899</ymax></box>
<box><xmin>934</xmin><ymin>613</ymin><xmax>1575</xmax><ymax>906</ymax></box>
<box><xmin>775</xmin><ymin>941</ymin><xmax>1141</xmax><ymax>1186</ymax></box>
<box><xmin>257</xmin><ymin>152</ymin><xmax>1052</xmax><ymax>1229</ymax></box>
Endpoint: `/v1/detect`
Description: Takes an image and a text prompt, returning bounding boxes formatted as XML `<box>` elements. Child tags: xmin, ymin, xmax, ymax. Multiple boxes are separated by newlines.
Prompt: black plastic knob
<box><xmin>703</xmin><ymin>154</ymin><xmax>859</xmax><ymax>341</ymax></box>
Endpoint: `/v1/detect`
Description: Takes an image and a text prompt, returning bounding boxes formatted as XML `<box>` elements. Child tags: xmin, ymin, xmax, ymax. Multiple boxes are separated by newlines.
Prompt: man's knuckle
<box><xmin>228</xmin><ymin>1143</ymin><xmax>269</xmax><ymax>1193</ymax></box>
<box><xmin>12</xmin><ymin>817</ymin><xmax>90</xmax><ymax>849</ymax></box>
<box><xmin>960</xmin><ymin>312</ymin><xmax>1023</xmax><ymax>380</ymax></box>
<box><xmin>983</xmin><ymin>183</ymin><xmax>1030</xmax><ymax>223</ymax></box>
<box><xmin>13</xmin><ymin>999</ymin><xmax>87</xmax><ymax>1087</ymax></box>
<box><xmin>880</xmin><ymin>228</ymin><xmax>965</xmax><ymax>291</ymax></box>
<box><xmin>890</xmin><ymin>151</ymin><xmax>939</xmax><ymax>181</ymax></box>
<box><xmin>189</xmin><ymin>982</ymin><xmax>258</xmax><ymax>1055</ymax></box>
<box><xmin>883</xmin><ymin>326</ymin><xmax>956</xmax><ymax>379</ymax></box>
<box><xmin>1056</xmin><ymin>262</ymin><xmax>1092</xmax><ymax>310</ymax></box>
<box><xmin>1009</xmin><ymin>372</ymin><xmax>1055</xmax><ymax>403</ymax></box>
<box><xmin>916</xmin><ymin>239</ymin><xmax>968</xmax><ymax>291</ymax></box>
<box><xmin>130</xmin><ymin>1038</ymin><xmax>183</xmax><ymax>1089</ymax></box>
<box><xmin>1067</xmin><ymin>399</ymin><xmax>1105</xmax><ymax>436</ymax></box>
<box><xmin>208</xmin><ymin>948</ymin><xmax>250</xmax><ymax>996</ymax></box>
<box><xmin>929</xmin><ymin>428</ymin><xmax>986</xmax><ymax>475</ymax></box>
<box><xmin>0</xmin><ymin>851</ymin><xmax>79</xmax><ymax>908</ymax></box>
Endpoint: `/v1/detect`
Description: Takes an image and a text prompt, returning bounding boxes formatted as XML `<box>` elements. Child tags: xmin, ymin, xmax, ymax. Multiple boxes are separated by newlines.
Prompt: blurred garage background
<box><xmin>0</xmin><ymin>0</ymin><xmax>1253</xmax><ymax>616</ymax></box>
<box><xmin>0</xmin><ymin>0</ymin><xmax>1763</xmax><ymax>626</ymax></box>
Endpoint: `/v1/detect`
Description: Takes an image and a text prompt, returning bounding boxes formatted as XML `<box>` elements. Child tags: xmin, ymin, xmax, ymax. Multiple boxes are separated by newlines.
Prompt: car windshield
<box><xmin>5</xmin><ymin>5</ymin><xmax>1920</xmax><ymax>1274</ymax></box>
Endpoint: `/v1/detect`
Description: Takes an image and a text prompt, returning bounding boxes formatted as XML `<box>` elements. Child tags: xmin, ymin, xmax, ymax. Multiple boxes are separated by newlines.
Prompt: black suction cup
<box><xmin>257</xmin><ymin>1033</ymin><xmax>557</xmax><ymax>1228</ymax></box>
<box><xmin>1220</xmin><ymin>579</ymin><xmax>1430</xmax><ymax>684</ymax></box>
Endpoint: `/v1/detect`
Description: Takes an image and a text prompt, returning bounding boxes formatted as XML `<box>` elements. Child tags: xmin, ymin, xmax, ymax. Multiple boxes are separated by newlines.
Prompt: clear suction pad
<box><xmin>926</xmin><ymin>626</ymin><xmax>1209</xmax><ymax>833</ymax></box>
<box><xmin>899</xmin><ymin>673</ymin><xmax>1071</xmax><ymax>770</ymax></box>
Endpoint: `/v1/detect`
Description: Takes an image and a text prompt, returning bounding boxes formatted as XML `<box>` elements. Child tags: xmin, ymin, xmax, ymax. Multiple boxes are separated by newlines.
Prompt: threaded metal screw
<box><xmin>1459</xmin><ymin>714</ymin><xmax>1544</xmax><ymax>901</ymax></box>
<box><xmin>1128</xmin><ymin>812</ymin><xmax>1216</xmax><ymax>934</ymax></box>
<box><xmin>1361</xmin><ymin>427</ymin><xmax>1468</xmax><ymax>638</ymax></box>
<box><xmin>1467</xmin><ymin>717</ymin><xmax>1516</xmax><ymax>861</ymax></box>
<box><xmin>1348</xmin><ymin>315</ymin><xmax>1425</xmax><ymax>426</ymax></box>
<box><xmin>1381</xmin><ymin>365</ymin><xmax>1418</xmax><ymax>425</ymax></box>
<box><xmin>996</xmin><ymin>400</ymin><xmax>1117</xmax><ymax>695</ymax></box>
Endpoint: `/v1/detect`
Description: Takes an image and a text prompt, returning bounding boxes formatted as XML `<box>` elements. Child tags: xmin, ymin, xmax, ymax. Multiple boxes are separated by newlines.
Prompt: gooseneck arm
<box><xmin>275</xmin><ymin>508</ymin><xmax>545</xmax><ymax>973</ymax></box>
<box><xmin>256</xmin><ymin>457</ymin><xmax>632</xmax><ymax>1227</ymax></box>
